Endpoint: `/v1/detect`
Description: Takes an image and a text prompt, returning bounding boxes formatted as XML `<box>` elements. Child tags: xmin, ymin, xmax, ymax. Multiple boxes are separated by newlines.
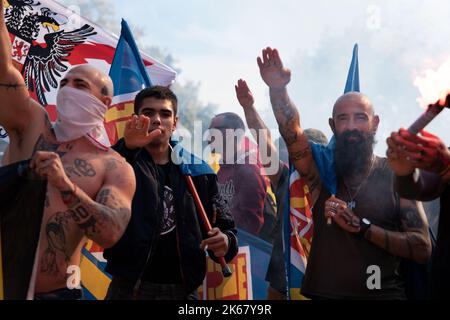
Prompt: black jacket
<box><xmin>104</xmin><ymin>139</ymin><xmax>238</xmax><ymax>293</ymax></box>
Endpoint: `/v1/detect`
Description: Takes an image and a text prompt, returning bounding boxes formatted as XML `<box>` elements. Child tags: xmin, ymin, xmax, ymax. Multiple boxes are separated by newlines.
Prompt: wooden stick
<box><xmin>184</xmin><ymin>175</ymin><xmax>232</xmax><ymax>278</ymax></box>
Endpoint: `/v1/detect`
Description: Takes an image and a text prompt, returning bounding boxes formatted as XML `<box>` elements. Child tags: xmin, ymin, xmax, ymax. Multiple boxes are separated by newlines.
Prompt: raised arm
<box><xmin>1</xmin><ymin>2</ymin><xmax>47</xmax><ymax>163</ymax></box>
<box><xmin>257</xmin><ymin>47</ymin><xmax>322</xmax><ymax>202</ymax></box>
<box><xmin>0</xmin><ymin>2</ymin><xmax>33</xmax><ymax>133</ymax></box>
<box><xmin>235</xmin><ymin>79</ymin><xmax>282</xmax><ymax>186</ymax></box>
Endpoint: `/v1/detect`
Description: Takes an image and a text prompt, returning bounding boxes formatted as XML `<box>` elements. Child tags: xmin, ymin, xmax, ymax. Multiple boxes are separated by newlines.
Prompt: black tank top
<box><xmin>302</xmin><ymin>157</ymin><xmax>406</xmax><ymax>299</ymax></box>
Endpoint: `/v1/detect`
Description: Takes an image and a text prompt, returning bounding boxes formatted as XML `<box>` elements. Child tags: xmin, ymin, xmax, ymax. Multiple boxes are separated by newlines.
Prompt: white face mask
<box><xmin>53</xmin><ymin>86</ymin><xmax>111</xmax><ymax>150</ymax></box>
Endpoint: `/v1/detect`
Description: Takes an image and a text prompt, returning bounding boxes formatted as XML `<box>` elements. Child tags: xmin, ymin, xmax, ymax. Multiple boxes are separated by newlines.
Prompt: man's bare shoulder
<box><xmin>8</xmin><ymin>99</ymin><xmax>55</xmax><ymax>161</ymax></box>
<box><xmin>102</xmin><ymin>148</ymin><xmax>135</xmax><ymax>177</ymax></box>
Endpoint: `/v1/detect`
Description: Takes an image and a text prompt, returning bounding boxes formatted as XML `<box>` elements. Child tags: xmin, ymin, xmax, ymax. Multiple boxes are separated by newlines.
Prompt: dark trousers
<box><xmin>105</xmin><ymin>277</ymin><xmax>199</xmax><ymax>300</ymax></box>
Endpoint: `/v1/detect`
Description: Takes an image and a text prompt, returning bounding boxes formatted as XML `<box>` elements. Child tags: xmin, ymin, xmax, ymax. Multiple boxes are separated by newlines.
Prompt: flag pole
<box><xmin>184</xmin><ymin>175</ymin><xmax>233</xmax><ymax>278</ymax></box>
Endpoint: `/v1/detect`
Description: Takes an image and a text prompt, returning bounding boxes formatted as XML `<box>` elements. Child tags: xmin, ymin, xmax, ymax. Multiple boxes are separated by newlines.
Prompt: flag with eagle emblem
<box><xmin>0</xmin><ymin>0</ymin><xmax>176</xmax><ymax>142</ymax></box>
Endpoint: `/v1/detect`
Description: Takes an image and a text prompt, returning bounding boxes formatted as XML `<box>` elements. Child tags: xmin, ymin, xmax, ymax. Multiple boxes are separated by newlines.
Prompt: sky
<box><xmin>107</xmin><ymin>1</ymin><xmax>450</xmax><ymax>155</ymax></box>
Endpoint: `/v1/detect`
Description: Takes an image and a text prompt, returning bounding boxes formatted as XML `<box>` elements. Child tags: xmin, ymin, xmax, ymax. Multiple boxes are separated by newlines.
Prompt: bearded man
<box><xmin>258</xmin><ymin>47</ymin><xmax>431</xmax><ymax>299</ymax></box>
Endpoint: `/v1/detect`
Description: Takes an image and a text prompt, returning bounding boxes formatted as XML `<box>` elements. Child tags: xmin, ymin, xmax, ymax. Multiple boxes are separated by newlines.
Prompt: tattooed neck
<box><xmin>0</xmin><ymin>83</ymin><xmax>26</xmax><ymax>90</ymax></box>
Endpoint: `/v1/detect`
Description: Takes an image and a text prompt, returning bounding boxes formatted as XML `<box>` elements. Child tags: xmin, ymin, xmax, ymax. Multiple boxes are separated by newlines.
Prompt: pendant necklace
<box><xmin>342</xmin><ymin>156</ymin><xmax>376</xmax><ymax>210</ymax></box>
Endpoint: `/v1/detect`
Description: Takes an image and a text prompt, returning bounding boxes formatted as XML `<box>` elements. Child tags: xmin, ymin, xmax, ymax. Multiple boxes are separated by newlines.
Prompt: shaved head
<box><xmin>333</xmin><ymin>92</ymin><xmax>374</xmax><ymax>119</ymax></box>
<box><xmin>67</xmin><ymin>65</ymin><xmax>114</xmax><ymax>98</ymax></box>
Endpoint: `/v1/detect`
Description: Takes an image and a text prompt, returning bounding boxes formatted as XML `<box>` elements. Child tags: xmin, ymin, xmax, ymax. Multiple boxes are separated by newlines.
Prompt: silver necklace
<box><xmin>342</xmin><ymin>156</ymin><xmax>375</xmax><ymax>210</ymax></box>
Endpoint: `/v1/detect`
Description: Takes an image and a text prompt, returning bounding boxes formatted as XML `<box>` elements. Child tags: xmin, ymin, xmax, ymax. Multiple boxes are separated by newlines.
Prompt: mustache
<box><xmin>337</xmin><ymin>130</ymin><xmax>366</xmax><ymax>142</ymax></box>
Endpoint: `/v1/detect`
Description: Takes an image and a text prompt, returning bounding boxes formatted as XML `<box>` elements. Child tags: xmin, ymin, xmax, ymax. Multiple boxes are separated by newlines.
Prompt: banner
<box><xmin>0</xmin><ymin>0</ymin><xmax>176</xmax><ymax>142</ymax></box>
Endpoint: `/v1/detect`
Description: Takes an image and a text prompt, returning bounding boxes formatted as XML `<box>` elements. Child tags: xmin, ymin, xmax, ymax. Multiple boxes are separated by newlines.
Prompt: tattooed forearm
<box><xmin>98</xmin><ymin>189</ymin><xmax>110</xmax><ymax>205</ymax></box>
<box><xmin>367</xmin><ymin>225</ymin><xmax>431</xmax><ymax>264</ymax></box>
<box><xmin>269</xmin><ymin>88</ymin><xmax>301</xmax><ymax>147</ymax></box>
<box><xmin>281</xmin><ymin>127</ymin><xmax>298</xmax><ymax>146</ymax></box>
<box><xmin>61</xmin><ymin>187</ymin><xmax>130</xmax><ymax>247</ymax></box>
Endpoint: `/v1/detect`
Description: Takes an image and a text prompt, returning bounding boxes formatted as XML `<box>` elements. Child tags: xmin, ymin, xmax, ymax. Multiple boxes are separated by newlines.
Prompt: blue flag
<box><xmin>345</xmin><ymin>44</ymin><xmax>360</xmax><ymax>94</ymax></box>
<box><xmin>171</xmin><ymin>140</ymin><xmax>216</xmax><ymax>177</ymax></box>
<box><xmin>109</xmin><ymin>19</ymin><xmax>152</xmax><ymax>95</ymax></box>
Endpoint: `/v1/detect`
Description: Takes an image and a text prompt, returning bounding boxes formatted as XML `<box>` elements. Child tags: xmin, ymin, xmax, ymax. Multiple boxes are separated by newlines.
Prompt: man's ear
<box><xmin>372</xmin><ymin>115</ymin><xmax>380</xmax><ymax>133</ymax></box>
<box><xmin>329</xmin><ymin>118</ymin><xmax>336</xmax><ymax>135</ymax></box>
<box><xmin>172</xmin><ymin>116</ymin><xmax>178</xmax><ymax>132</ymax></box>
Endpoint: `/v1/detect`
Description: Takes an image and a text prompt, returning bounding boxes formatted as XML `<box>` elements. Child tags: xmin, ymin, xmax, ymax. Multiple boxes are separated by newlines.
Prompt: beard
<box><xmin>335</xmin><ymin>130</ymin><xmax>376</xmax><ymax>177</ymax></box>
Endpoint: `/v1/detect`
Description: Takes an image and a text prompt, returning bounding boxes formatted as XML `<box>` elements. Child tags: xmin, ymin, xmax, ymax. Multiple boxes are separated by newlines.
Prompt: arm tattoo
<box><xmin>98</xmin><ymin>189</ymin><xmax>110</xmax><ymax>205</ymax></box>
<box><xmin>63</xmin><ymin>187</ymin><xmax>130</xmax><ymax>241</ymax></box>
<box><xmin>105</xmin><ymin>158</ymin><xmax>121</xmax><ymax>172</ymax></box>
<box><xmin>0</xmin><ymin>82</ymin><xmax>26</xmax><ymax>90</ymax></box>
<box><xmin>32</xmin><ymin>114</ymin><xmax>59</xmax><ymax>154</ymax></box>
<box><xmin>401</xmin><ymin>207</ymin><xmax>424</xmax><ymax>230</ymax></box>
<box><xmin>281</xmin><ymin>127</ymin><xmax>298</xmax><ymax>146</ymax></box>
<box><xmin>270</xmin><ymin>90</ymin><xmax>301</xmax><ymax>147</ymax></box>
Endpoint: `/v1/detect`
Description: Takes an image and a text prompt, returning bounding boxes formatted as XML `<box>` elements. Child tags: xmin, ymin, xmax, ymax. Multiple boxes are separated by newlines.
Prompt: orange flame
<box><xmin>414</xmin><ymin>56</ymin><xmax>450</xmax><ymax>108</ymax></box>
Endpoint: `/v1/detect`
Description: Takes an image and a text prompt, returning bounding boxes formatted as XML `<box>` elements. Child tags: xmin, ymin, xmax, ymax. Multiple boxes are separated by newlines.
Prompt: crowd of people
<box><xmin>1</xmin><ymin>1</ymin><xmax>449</xmax><ymax>300</ymax></box>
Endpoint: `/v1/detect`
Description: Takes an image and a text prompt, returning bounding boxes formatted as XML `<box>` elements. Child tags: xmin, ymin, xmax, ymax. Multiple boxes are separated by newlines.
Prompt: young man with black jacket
<box><xmin>104</xmin><ymin>86</ymin><xmax>238</xmax><ymax>300</ymax></box>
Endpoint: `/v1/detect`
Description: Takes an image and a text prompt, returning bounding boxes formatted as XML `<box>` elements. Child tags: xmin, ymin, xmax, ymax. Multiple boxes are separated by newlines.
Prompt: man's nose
<box><xmin>152</xmin><ymin>114</ymin><xmax>161</xmax><ymax>125</ymax></box>
<box><xmin>346</xmin><ymin>118</ymin><xmax>358</xmax><ymax>131</ymax></box>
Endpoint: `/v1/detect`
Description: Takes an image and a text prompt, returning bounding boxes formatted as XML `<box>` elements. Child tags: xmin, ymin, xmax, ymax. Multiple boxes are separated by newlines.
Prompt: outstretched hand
<box><xmin>124</xmin><ymin>115</ymin><xmax>162</xmax><ymax>150</ymax></box>
<box><xmin>257</xmin><ymin>47</ymin><xmax>291</xmax><ymax>89</ymax></box>
<box><xmin>235</xmin><ymin>79</ymin><xmax>255</xmax><ymax>110</ymax></box>
<box><xmin>387</xmin><ymin>129</ymin><xmax>450</xmax><ymax>175</ymax></box>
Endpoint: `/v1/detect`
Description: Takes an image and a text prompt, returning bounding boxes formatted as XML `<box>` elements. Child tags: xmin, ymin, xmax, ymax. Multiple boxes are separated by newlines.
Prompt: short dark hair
<box><xmin>134</xmin><ymin>86</ymin><xmax>178</xmax><ymax>116</ymax></box>
<box><xmin>213</xmin><ymin>112</ymin><xmax>245</xmax><ymax>131</ymax></box>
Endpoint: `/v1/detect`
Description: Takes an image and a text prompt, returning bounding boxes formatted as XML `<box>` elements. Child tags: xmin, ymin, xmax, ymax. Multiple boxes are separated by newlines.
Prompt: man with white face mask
<box><xmin>0</xmin><ymin>3</ymin><xmax>135</xmax><ymax>299</ymax></box>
